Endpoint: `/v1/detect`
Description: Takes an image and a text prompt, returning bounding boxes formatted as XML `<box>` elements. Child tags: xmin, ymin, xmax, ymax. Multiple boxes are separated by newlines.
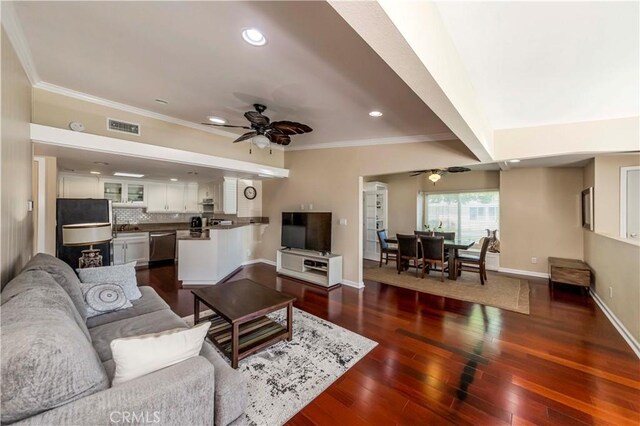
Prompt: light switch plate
<box><xmin>339</xmin><ymin>218</ymin><xmax>347</xmax><ymax>225</ymax></box>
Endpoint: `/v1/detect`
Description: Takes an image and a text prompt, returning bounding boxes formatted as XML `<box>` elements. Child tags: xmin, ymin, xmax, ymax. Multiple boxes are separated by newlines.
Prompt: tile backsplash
<box><xmin>113</xmin><ymin>207</ymin><xmax>194</xmax><ymax>224</ymax></box>
<box><xmin>113</xmin><ymin>207</ymin><xmax>240</xmax><ymax>225</ymax></box>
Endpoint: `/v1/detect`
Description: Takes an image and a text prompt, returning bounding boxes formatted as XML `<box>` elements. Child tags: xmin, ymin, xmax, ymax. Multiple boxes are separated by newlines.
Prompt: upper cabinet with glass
<box><xmin>101</xmin><ymin>180</ymin><xmax>146</xmax><ymax>207</ymax></box>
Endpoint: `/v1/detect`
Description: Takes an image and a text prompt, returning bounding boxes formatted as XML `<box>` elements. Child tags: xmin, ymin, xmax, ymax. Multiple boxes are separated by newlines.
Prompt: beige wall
<box><xmin>258</xmin><ymin>140</ymin><xmax>478</xmax><ymax>284</ymax></box>
<box><xmin>366</xmin><ymin>170</ymin><xmax>500</xmax><ymax>236</ymax></box>
<box><xmin>1</xmin><ymin>27</ymin><xmax>34</xmax><ymax>287</ymax></box>
<box><xmin>32</xmin><ymin>88</ymin><xmax>284</xmax><ymax>168</ymax></box>
<box><xmin>584</xmin><ymin>231</ymin><xmax>640</xmax><ymax>342</ymax></box>
<box><xmin>583</xmin><ymin>154</ymin><xmax>640</xmax><ymax>344</ymax></box>
<box><xmin>593</xmin><ymin>153</ymin><xmax>640</xmax><ymax>236</ymax></box>
<box><xmin>500</xmin><ymin>167</ymin><xmax>584</xmax><ymax>274</ymax></box>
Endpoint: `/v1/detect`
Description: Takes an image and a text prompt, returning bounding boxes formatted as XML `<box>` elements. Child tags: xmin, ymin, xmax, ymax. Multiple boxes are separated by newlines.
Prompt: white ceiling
<box><xmin>435</xmin><ymin>1</ymin><xmax>640</xmax><ymax>130</ymax></box>
<box><xmin>14</xmin><ymin>1</ymin><xmax>452</xmax><ymax>147</ymax></box>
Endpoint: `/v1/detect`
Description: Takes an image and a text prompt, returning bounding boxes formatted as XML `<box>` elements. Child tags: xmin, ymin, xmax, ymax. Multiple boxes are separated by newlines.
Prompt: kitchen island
<box><xmin>177</xmin><ymin>224</ymin><xmax>266</xmax><ymax>285</ymax></box>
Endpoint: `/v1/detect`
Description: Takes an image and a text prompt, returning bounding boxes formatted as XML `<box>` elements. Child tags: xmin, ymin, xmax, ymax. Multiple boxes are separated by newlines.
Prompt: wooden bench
<box><xmin>548</xmin><ymin>257</ymin><xmax>592</xmax><ymax>294</ymax></box>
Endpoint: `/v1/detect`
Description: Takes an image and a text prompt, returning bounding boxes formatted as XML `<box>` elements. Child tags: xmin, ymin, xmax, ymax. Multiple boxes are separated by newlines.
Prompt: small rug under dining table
<box><xmin>364</xmin><ymin>262</ymin><xmax>530</xmax><ymax>314</ymax></box>
<box><xmin>183</xmin><ymin>307</ymin><xmax>377</xmax><ymax>426</ymax></box>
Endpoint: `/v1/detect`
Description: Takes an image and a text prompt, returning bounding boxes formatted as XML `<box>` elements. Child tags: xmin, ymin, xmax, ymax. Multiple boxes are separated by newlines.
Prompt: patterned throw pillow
<box><xmin>77</xmin><ymin>262</ymin><xmax>142</xmax><ymax>301</ymax></box>
<box><xmin>81</xmin><ymin>282</ymin><xmax>132</xmax><ymax>318</ymax></box>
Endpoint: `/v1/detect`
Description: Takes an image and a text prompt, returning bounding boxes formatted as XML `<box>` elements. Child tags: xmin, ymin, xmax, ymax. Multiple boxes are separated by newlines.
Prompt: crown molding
<box><xmin>1</xmin><ymin>2</ymin><xmax>40</xmax><ymax>85</ymax></box>
<box><xmin>34</xmin><ymin>82</ymin><xmax>240</xmax><ymax>138</ymax></box>
<box><xmin>284</xmin><ymin>132</ymin><xmax>458</xmax><ymax>151</ymax></box>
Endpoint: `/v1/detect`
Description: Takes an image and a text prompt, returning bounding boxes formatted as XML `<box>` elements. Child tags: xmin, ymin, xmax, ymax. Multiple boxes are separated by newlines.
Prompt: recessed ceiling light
<box><xmin>114</xmin><ymin>172</ymin><xmax>144</xmax><ymax>178</ymax></box>
<box><xmin>93</xmin><ymin>161</ymin><xmax>109</xmax><ymax>166</ymax></box>
<box><xmin>509</xmin><ymin>159</ymin><xmax>521</xmax><ymax>163</ymax></box>
<box><xmin>90</xmin><ymin>171</ymin><xmax>101</xmax><ymax>175</ymax></box>
<box><xmin>208</xmin><ymin>116</ymin><xmax>227</xmax><ymax>124</ymax></box>
<box><xmin>242</xmin><ymin>28</ymin><xmax>267</xmax><ymax>46</ymax></box>
<box><xmin>155</xmin><ymin>98</ymin><xmax>169</xmax><ymax>105</ymax></box>
<box><xmin>170</xmin><ymin>178</ymin><xmax>178</xmax><ymax>182</ymax></box>
<box><xmin>369</xmin><ymin>111</ymin><xmax>383</xmax><ymax>117</ymax></box>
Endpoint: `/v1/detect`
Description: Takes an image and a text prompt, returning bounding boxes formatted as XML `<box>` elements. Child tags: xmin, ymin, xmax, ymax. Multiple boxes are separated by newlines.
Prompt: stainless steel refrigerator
<box><xmin>56</xmin><ymin>198</ymin><xmax>113</xmax><ymax>269</ymax></box>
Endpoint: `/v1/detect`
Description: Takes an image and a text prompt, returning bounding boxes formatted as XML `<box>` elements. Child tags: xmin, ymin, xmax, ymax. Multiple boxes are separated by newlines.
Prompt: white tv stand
<box><xmin>276</xmin><ymin>248</ymin><xmax>343</xmax><ymax>287</ymax></box>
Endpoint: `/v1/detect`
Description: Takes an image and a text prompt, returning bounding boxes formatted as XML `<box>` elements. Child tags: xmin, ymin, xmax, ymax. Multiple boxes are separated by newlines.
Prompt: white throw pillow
<box><xmin>77</xmin><ymin>262</ymin><xmax>142</xmax><ymax>300</ymax></box>
<box><xmin>110</xmin><ymin>322</ymin><xmax>210</xmax><ymax>386</ymax></box>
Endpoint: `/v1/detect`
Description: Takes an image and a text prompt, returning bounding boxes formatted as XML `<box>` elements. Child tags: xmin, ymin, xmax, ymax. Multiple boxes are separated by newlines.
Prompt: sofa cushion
<box><xmin>86</xmin><ymin>286</ymin><xmax>170</xmax><ymax>328</ymax></box>
<box><xmin>20</xmin><ymin>253</ymin><xmax>88</xmax><ymax>321</ymax></box>
<box><xmin>89</xmin><ymin>309</ymin><xmax>188</xmax><ymax>362</ymax></box>
<box><xmin>1</xmin><ymin>270</ymin><xmax>91</xmax><ymax>342</ymax></box>
<box><xmin>1</xmin><ymin>272</ymin><xmax>109</xmax><ymax>424</ymax></box>
<box><xmin>77</xmin><ymin>262</ymin><xmax>142</xmax><ymax>301</ymax></box>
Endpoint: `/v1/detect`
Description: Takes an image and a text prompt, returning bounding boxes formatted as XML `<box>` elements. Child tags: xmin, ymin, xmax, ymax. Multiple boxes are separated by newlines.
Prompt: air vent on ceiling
<box><xmin>107</xmin><ymin>118</ymin><xmax>140</xmax><ymax>135</ymax></box>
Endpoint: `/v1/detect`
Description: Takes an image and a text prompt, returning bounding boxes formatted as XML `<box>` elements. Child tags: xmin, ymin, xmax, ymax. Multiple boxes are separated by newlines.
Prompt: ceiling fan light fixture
<box><xmin>252</xmin><ymin>134</ymin><xmax>270</xmax><ymax>149</ymax></box>
<box><xmin>207</xmin><ymin>116</ymin><xmax>226</xmax><ymax>124</ymax></box>
<box><xmin>242</xmin><ymin>28</ymin><xmax>267</xmax><ymax>46</ymax></box>
<box><xmin>428</xmin><ymin>173</ymin><xmax>441</xmax><ymax>183</ymax></box>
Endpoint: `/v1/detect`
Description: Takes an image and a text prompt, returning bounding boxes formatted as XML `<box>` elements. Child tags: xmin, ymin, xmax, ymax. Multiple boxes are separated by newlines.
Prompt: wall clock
<box><xmin>244</xmin><ymin>186</ymin><xmax>257</xmax><ymax>200</ymax></box>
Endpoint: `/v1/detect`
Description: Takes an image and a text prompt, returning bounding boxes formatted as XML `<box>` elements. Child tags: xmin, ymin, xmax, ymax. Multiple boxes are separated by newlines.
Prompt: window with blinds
<box><xmin>423</xmin><ymin>191</ymin><xmax>499</xmax><ymax>242</ymax></box>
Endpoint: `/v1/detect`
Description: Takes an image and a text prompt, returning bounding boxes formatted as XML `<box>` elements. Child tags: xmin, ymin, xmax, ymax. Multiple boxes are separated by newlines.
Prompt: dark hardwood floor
<box><xmin>137</xmin><ymin>261</ymin><xmax>640</xmax><ymax>425</ymax></box>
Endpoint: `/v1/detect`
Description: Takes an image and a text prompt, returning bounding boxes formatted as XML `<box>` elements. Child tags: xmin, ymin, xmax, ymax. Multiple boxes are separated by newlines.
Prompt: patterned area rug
<box><xmin>183</xmin><ymin>308</ymin><xmax>377</xmax><ymax>425</ymax></box>
<box><xmin>364</xmin><ymin>262</ymin><xmax>530</xmax><ymax>314</ymax></box>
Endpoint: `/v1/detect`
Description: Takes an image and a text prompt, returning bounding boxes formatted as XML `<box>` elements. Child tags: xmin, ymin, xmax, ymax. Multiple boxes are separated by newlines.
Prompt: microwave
<box><xmin>201</xmin><ymin>198</ymin><xmax>214</xmax><ymax>213</ymax></box>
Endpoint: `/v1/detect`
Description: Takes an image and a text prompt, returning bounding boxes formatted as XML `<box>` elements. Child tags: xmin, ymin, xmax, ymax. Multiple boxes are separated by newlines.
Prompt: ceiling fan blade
<box><xmin>244</xmin><ymin>111</ymin><xmax>270</xmax><ymax>126</ymax></box>
<box><xmin>269</xmin><ymin>121</ymin><xmax>313</xmax><ymax>135</ymax></box>
<box><xmin>409</xmin><ymin>170</ymin><xmax>428</xmax><ymax>176</ymax></box>
<box><xmin>446</xmin><ymin>166</ymin><xmax>471</xmax><ymax>173</ymax></box>
<box><xmin>201</xmin><ymin>123</ymin><xmax>252</xmax><ymax>129</ymax></box>
<box><xmin>266</xmin><ymin>132</ymin><xmax>291</xmax><ymax>145</ymax></box>
<box><xmin>233</xmin><ymin>131</ymin><xmax>257</xmax><ymax>143</ymax></box>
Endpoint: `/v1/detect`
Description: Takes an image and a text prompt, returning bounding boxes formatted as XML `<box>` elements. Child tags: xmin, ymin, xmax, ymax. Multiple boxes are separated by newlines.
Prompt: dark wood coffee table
<box><xmin>192</xmin><ymin>279</ymin><xmax>296</xmax><ymax>368</ymax></box>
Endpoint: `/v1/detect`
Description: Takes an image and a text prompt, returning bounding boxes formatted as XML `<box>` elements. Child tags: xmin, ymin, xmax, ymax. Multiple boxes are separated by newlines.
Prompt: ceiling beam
<box><xmin>329</xmin><ymin>0</ymin><xmax>493</xmax><ymax>163</ymax></box>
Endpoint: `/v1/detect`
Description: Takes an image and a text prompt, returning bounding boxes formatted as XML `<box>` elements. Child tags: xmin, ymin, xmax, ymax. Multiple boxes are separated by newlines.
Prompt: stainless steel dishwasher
<box><xmin>149</xmin><ymin>231</ymin><xmax>176</xmax><ymax>263</ymax></box>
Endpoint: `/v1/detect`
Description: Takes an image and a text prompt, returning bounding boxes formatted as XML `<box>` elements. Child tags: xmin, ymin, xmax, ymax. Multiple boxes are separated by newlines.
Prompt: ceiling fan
<box><xmin>410</xmin><ymin>166</ymin><xmax>472</xmax><ymax>184</ymax></box>
<box><xmin>201</xmin><ymin>104</ymin><xmax>312</xmax><ymax>151</ymax></box>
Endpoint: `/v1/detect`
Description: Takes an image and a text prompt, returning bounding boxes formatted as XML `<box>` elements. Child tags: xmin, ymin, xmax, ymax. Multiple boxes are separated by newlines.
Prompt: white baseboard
<box><xmin>242</xmin><ymin>258</ymin><xmax>276</xmax><ymax>266</ymax></box>
<box><xmin>590</xmin><ymin>289</ymin><xmax>640</xmax><ymax>359</ymax></box>
<box><xmin>341</xmin><ymin>279</ymin><xmax>365</xmax><ymax>289</ymax></box>
<box><xmin>498</xmin><ymin>267</ymin><xmax>549</xmax><ymax>279</ymax></box>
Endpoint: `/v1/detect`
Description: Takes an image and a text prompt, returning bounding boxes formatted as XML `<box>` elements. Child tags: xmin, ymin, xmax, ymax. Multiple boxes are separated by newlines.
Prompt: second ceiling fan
<box><xmin>410</xmin><ymin>166</ymin><xmax>472</xmax><ymax>184</ymax></box>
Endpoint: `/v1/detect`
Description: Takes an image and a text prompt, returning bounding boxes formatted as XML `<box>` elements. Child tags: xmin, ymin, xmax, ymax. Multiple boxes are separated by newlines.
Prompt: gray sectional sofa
<box><xmin>1</xmin><ymin>253</ymin><xmax>247</xmax><ymax>425</ymax></box>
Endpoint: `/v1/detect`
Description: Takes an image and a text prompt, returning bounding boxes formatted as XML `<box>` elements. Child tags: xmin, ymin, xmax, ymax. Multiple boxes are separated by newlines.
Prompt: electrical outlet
<box><xmin>309</xmin><ymin>203</ymin><xmax>313</xmax><ymax>210</ymax></box>
<box><xmin>300</xmin><ymin>204</ymin><xmax>305</xmax><ymax>210</ymax></box>
<box><xmin>609</xmin><ymin>286</ymin><xmax>613</xmax><ymax>298</ymax></box>
<box><xmin>531</xmin><ymin>257</ymin><xmax>537</xmax><ymax>264</ymax></box>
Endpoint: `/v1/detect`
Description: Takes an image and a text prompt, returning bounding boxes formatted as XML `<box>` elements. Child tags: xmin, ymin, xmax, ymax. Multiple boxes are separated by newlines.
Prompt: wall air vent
<box><xmin>107</xmin><ymin>118</ymin><xmax>140</xmax><ymax>136</ymax></box>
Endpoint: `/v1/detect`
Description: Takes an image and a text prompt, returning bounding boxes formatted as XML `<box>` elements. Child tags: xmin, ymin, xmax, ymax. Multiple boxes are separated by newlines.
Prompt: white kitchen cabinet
<box><xmin>222</xmin><ymin>177</ymin><xmax>237</xmax><ymax>214</ymax></box>
<box><xmin>146</xmin><ymin>183</ymin><xmax>167</xmax><ymax>212</ymax></box>
<box><xmin>60</xmin><ymin>174</ymin><xmax>100</xmax><ymax>198</ymax></box>
<box><xmin>99</xmin><ymin>179</ymin><xmax>146</xmax><ymax>207</ymax></box>
<box><xmin>166</xmin><ymin>183</ymin><xmax>186</xmax><ymax>212</ymax></box>
<box><xmin>185</xmin><ymin>183</ymin><xmax>199</xmax><ymax>213</ymax></box>
<box><xmin>146</xmin><ymin>182</ymin><xmax>199</xmax><ymax>213</ymax></box>
<box><xmin>112</xmin><ymin>232</ymin><xmax>149</xmax><ymax>266</ymax></box>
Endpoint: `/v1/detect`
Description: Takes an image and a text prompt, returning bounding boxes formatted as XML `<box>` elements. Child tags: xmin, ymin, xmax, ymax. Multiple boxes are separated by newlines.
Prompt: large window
<box><xmin>423</xmin><ymin>191</ymin><xmax>499</xmax><ymax>242</ymax></box>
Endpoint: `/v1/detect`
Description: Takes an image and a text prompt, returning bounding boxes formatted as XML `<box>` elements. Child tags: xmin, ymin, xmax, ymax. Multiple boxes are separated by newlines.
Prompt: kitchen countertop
<box><xmin>115</xmin><ymin>222</ymin><xmax>267</xmax><ymax>235</ymax></box>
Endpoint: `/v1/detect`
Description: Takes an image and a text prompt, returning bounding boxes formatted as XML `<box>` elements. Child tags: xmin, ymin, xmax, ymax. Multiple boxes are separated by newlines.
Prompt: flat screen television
<box><xmin>281</xmin><ymin>212</ymin><xmax>332</xmax><ymax>253</ymax></box>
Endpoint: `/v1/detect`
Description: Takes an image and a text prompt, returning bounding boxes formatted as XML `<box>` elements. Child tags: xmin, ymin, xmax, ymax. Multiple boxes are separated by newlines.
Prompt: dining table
<box><xmin>385</xmin><ymin>237</ymin><xmax>475</xmax><ymax>280</ymax></box>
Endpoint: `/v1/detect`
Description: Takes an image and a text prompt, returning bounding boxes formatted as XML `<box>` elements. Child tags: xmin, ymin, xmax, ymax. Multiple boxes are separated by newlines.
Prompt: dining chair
<box><xmin>414</xmin><ymin>230</ymin><xmax>433</xmax><ymax>237</ymax></box>
<box><xmin>456</xmin><ymin>237</ymin><xmax>490</xmax><ymax>285</ymax></box>
<box><xmin>419</xmin><ymin>236</ymin><xmax>448</xmax><ymax>282</ymax></box>
<box><xmin>434</xmin><ymin>231</ymin><xmax>456</xmax><ymax>241</ymax></box>
<box><xmin>396</xmin><ymin>234</ymin><xmax>423</xmax><ymax>277</ymax></box>
<box><xmin>376</xmin><ymin>229</ymin><xmax>397</xmax><ymax>267</ymax></box>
